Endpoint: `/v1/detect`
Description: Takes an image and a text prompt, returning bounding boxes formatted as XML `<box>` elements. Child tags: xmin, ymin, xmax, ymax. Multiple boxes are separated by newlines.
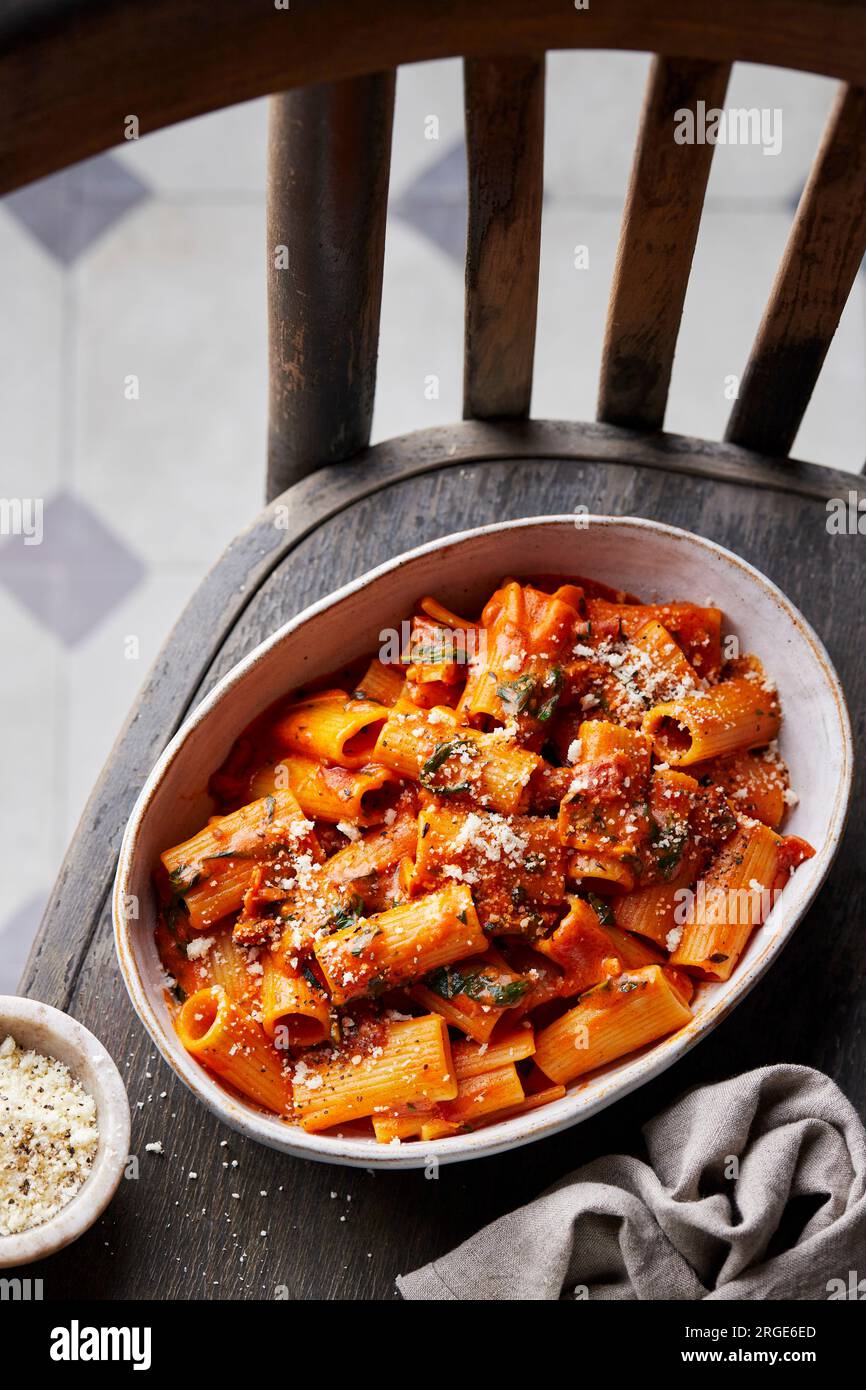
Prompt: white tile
<box><xmin>793</xmin><ymin>280</ymin><xmax>866</xmax><ymax>471</ymax></box>
<box><xmin>0</xmin><ymin>895</ymin><xmax>46</xmax><ymax>994</ymax></box>
<box><xmin>62</xmin><ymin>567</ymin><xmax>202</xmax><ymax>844</ymax></box>
<box><xmin>115</xmin><ymin>64</ymin><xmax>463</xmax><ymax>204</ymax></box>
<box><xmin>665</xmin><ymin>209</ymin><xmax>790</xmax><ymax>444</ymax></box>
<box><xmin>0</xmin><ymin>594</ymin><xmax>63</xmax><ymax>917</ymax></box>
<box><xmin>114</xmin><ymin>99</ymin><xmax>267</xmax><ymax>197</ymax></box>
<box><xmin>544</xmin><ymin>50</ymin><xmax>651</xmax><ymax>204</ymax></box>
<box><xmin>0</xmin><ymin>211</ymin><xmax>65</xmax><ymax>500</ymax></box>
<box><xmin>665</xmin><ymin>209</ymin><xmax>866</xmax><ymax>472</ymax></box>
<box><xmin>543</xmin><ymin>55</ymin><xmax>836</xmax><ymax>208</ymax></box>
<box><xmin>373</xmin><ymin>219</ymin><xmax>464</xmax><ymax>441</ymax></box>
<box><xmin>532</xmin><ymin>205</ymin><xmax>622</xmax><ymax>423</ymax></box>
<box><xmin>390</xmin><ymin>59</ymin><xmax>466</xmax><ymax>200</ymax></box>
<box><xmin>72</xmin><ymin>199</ymin><xmax>266</xmax><ymax>569</ymax></box>
<box><xmin>704</xmin><ymin>64</ymin><xmax>837</xmax><ymax>205</ymax></box>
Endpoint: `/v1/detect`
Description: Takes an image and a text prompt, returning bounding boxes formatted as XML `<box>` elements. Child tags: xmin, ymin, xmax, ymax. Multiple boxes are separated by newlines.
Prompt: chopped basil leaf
<box><xmin>425</xmin><ymin>964</ymin><xmax>529</xmax><ymax>1007</ymax></box>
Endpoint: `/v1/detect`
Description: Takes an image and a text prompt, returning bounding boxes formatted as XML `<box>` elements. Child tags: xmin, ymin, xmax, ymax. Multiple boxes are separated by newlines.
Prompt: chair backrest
<box><xmin>4</xmin><ymin>1</ymin><xmax>866</xmax><ymax>498</ymax></box>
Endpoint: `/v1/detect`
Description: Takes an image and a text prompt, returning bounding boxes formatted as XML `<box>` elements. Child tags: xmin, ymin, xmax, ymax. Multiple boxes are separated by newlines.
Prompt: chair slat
<box><xmin>597</xmin><ymin>56</ymin><xmax>731</xmax><ymax>431</ymax></box>
<box><xmin>267</xmin><ymin>74</ymin><xmax>395</xmax><ymax>500</ymax></box>
<box><xmin>463</xmin><ymin>54</ymin><xmax>545</xmax><ymax>420</ymax></box>
<box><xmin>726</xmin><ymin>83</ymin><xmax>866</xmax><ymax>458</ymax></box>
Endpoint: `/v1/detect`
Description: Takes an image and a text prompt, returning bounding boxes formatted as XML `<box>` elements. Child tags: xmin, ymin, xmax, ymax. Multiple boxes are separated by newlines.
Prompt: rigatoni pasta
<box><xmin>293</xmin><ymin>1014</ymin><xmax>456</xmax><ymax>1133</ymax></box>
<box><xmin>313</xmin><ymin>883</ymin><xmax>486</xmax><ymax>1005</ymax></box>
<box><xmin>177</xmin><ymin>986</ymin><xmax>293</xmax><ymax>1115</ymax></box>
<box><xmin>642</xmin><ymin>657</ymin><xmax>781</xmax><ymax>766</ymax></box>
<box><xmin>155</xmin><ymin>571</ymin><xmax>814</xmax><ymax>1142</ymax></box>
<box><xmin>534</xmin><ymin>965</ymin><xmax>693</xmax><ymax>1084</ymax></box>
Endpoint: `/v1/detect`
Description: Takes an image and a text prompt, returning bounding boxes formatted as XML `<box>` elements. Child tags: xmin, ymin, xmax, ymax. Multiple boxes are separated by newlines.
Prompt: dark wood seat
<box><xmin>4</xmin><ymin>2</ymin><xmax>865</xmax><ymax>1297</ymax></box>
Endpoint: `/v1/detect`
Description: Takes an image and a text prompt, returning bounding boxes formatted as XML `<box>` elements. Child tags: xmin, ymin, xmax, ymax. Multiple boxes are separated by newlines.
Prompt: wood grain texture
<box><xmin>14</xmin><ymin>447</ymin><xmax>866</xmax><ymax>1299</ymax></box>
<box><xmin>725</xmin><ymin>83</ymin><xmax>866</xmax><ymax>457</ymax></box>
<box><xmin>597</xmin><ymin>56</ymin><xmax>731</xmax><ymax>430</ymax></box>
<box><xmin>267</xmin><ymin>75</ymin><xmax>395</xmax><ymax>499</ymax></box>
<box><xmin>7</xmin><ymin>1</ymin><xmax>866</xmax><ymax>195</ymax></box>
<box><xmin>463</xmin><ymin>54</ymin><xmax>544</xmax><ymax>419</ymax></box>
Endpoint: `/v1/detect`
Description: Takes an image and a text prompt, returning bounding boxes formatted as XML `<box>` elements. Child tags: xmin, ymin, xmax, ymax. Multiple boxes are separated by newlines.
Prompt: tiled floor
<box><xmin>0</xmin><ymin>54</ymin><xmax>862</xmax><ymax>991</ymax></box>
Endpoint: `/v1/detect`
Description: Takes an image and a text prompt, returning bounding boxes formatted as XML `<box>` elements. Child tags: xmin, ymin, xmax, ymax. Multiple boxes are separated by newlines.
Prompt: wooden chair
<box><xmin>3</xmin><ymin>3</ymin><xmax>864</xmax><ymax>1298</ymax></box>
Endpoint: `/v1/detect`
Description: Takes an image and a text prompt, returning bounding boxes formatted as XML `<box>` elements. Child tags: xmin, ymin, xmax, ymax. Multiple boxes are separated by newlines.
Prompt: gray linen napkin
<box><xmin>398</xmin><ymin>1065</ymin><xmax>866</xmax><ymax>1301</ymax></box>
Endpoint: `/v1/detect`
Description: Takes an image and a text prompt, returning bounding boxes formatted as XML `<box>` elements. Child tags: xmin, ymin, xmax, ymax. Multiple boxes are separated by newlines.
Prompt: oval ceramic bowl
<box><xmin>0</xmin><ymin>996</ymin><xmax>131</xmax><ymax>1266</ymax></box>
<box><xmin>114</xmin><ymin>516</ymin><xmax>852</xmax><ymax>1168</ymax></box>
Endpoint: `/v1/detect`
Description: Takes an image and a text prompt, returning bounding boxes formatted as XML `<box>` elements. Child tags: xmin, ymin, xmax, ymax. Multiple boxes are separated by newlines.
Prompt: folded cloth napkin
<box><xmin>398</xmin><ymin>1065</ymin><xmax>866</xmax><ymax>1301</ymax></box>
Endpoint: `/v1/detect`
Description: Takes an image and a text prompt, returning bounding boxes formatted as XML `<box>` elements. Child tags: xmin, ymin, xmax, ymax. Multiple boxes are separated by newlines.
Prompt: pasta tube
<box><xmin>273</xmin><ymin>690</ymin><xmax>390</xmax><ymax>768</ymax></box>
<box><xmin>294</xmin><ymin>1014</ymin><xmax>456</xmax><ymax>1132</ymax></box>
<box><xmin>585</xmin><ymin>599</ymin><xmax>723</xmax><ymax>680</ymax></box>
<box><xmin>410</xmin><ymin>946</ymin><xmax>529</xmax><ymax>1042</ymax></box>
<box><xmin>437</xmin><ymin>1063</ymin><xmax>525</xmax><ymax>1126</ymax></box>
<box><xmin>613</xmin><ymin>849</ymin><xmax>704</xmax><ymax>948</ymax></box>
<box><xmin>373</xmin><ymin>713</ymin><xmax>541</xmax><ymax>814</ymax></box>
<box><xmin>473</xmin><ymin>1083</ymin><xmax>566</xmax><ymax>1127</ymax></box>
<box><xmin>534</xmin><ymin>965</ymin><xmax>692</xmax><ymax>1084</ymax></box>
<box><xmin>670</xmin><ymin>819</ymin><xmax>812</xmax><ymax>980</ymax></box>
<box><xmin>314</xmin><ymin>883</ymin><xmax>486</xmax><ymax>1004</ymax></box>
<box><xmin>534</xmin><ymin>896</ymin><xmax>623</xmax><ymax>995</ymax></box>
<box><xmin>250</xmin><ymin>754</ymin><xmax>400</xmax><ymax>825</ymax></box>
<box><xmin>630</xmin><ymin>618</ymin><xmax>701</xmax><ymax>694</ymax></box>
<box><xmin>451</xmin><ymin>1025</ymin><xmax>536</xmax><ymax>1078</ymax></box>
<box><xmin>558</xmin><ymin>722</ymin><xmax>653</xmax><ymax>861</ymax></box>
<box><xmin>458</xmin><ymin>581</ymin><xmax>579</xmax><ymax>724</ymax></box>
<box><xmin>414</xmin><ymin>802</ymin><xmax>566</xmax><ymax>934</ymax></box>
<box><xmin>642</xmin><ymin>671</ymin><xmax>781</xmax><ymax>767</ymax></box>
<box><xmin>567</xmin><ymin>851</ymin><xmax>638</xmax><ymax>893</ymax></box>
<box><xmin>177</xmin><ymin>986</ymin><xmax>293</xmax><ymax>1114</ymax></box>
<box><xmin>162</xmin><ymin>790</ymin><xmax>316</xmax><ymax>931</ymax></box>
<box><xmin>354</xmin><ymin>659</ymin><xmax>405</xmax><ymax>707</ymax></box>
<box><xmin>689</xmin><ymin>748</ymin><xmax>790</xmax><ymax>829</ymax></box>
<box><xmin>372</xmin><ymin>1113</ymin><xmax>430</xmax><ymax>1143</ymax></box>
<box><xmin>260</xmin><ymin>952</ymin><xmax>331</xmax><ymax>1048</ymax></box>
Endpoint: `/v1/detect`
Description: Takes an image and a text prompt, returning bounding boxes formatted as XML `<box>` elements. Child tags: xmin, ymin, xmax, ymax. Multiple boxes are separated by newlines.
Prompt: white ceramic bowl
<box><xmin>114</xmin><ymin>516</ymin><xmax>852</xmax><ymax>1168</ymax></box>
<box><xmin>0</xmin><ymin>995</ymin><xmax>131</xmax><ymax>1266</ymax></box>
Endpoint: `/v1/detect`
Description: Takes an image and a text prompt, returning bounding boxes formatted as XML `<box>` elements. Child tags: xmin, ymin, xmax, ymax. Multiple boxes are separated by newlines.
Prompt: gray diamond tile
<box><xmin>4</xmin><ymin>152</ymin><xmax>151</xmax><ymax>264</ymax></box>
<box><xmin>392</xmin><ymin>138</ymin><xmax>468</xmax><ymax>264</ymax></box>
<box><xmin>0</xmin><ymin>893</ymin><xmax>47</xmax><ymax>994</ymax></box>
<box><xmin>0</xmin><ymin>492</ymin><xmax>147</xmax><ymax>646</ymax></box>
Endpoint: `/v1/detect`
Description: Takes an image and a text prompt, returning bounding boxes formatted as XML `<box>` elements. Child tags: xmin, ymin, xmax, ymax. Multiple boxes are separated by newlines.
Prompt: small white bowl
<box><xmin>114</xmin><ymin>516</ymin><xmax>852</xmax><ymax>1168</ymax></box>
<box><xmin>0</xmin><ymin>996</ymin><xmax>131</xmax><ymax>1267</ymax></box>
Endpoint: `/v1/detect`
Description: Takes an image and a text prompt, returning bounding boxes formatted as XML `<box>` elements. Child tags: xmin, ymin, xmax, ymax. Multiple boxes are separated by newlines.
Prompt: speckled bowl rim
<box><xmin>0</xmin><ymin>995</ymin><xmax>131</xmax><ymax>1267</ymax></box>
<box><xmin>114</xmin><ymin>515</ymin><xmax>853</xmax><ymax>1169</ymax></box>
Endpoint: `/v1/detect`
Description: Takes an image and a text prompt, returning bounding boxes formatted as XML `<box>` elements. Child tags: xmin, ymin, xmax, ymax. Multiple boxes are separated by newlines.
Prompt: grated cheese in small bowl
<box><xmin>0</xmin><ymin>1034</ymin><xmax>99</xmax><ymax>1237</ymax></box>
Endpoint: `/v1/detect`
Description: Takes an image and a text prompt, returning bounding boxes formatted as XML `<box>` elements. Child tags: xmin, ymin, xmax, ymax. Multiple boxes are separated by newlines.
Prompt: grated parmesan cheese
<box><xmin>186</xmin><ymin>934</ymin><xmax>215</xmax><ymax>961</ymax></box>
<box><xmin>0</xmin><ymin>1034</ymin><xmax>99</xmax><ymax>1236</ymax></box>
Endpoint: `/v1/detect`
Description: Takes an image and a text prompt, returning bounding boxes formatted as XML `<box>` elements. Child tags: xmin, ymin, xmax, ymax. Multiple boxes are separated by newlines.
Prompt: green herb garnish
<box><xmin>584</xmin><ymin>891</ymin><xmax>615</xmax><ymax>926</ymax></box>
<box><xmin>419</xmin><ymin>738</ymin><xmax>477</xmax><ymax>795</ymax></box>
<box><xmin>425</xmin><ymin>964</ymin><xmax>529</xmax><ymax>1007</ymax></box>
<box><xmin>496</xmin><ymin>674</ymin><xmax>538</xmax><ymax>715</ymax></box>
<box><xmin>328</xmin><ymin>894</ymin><xmax>366</xmax><ymax>932</ymax></box>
